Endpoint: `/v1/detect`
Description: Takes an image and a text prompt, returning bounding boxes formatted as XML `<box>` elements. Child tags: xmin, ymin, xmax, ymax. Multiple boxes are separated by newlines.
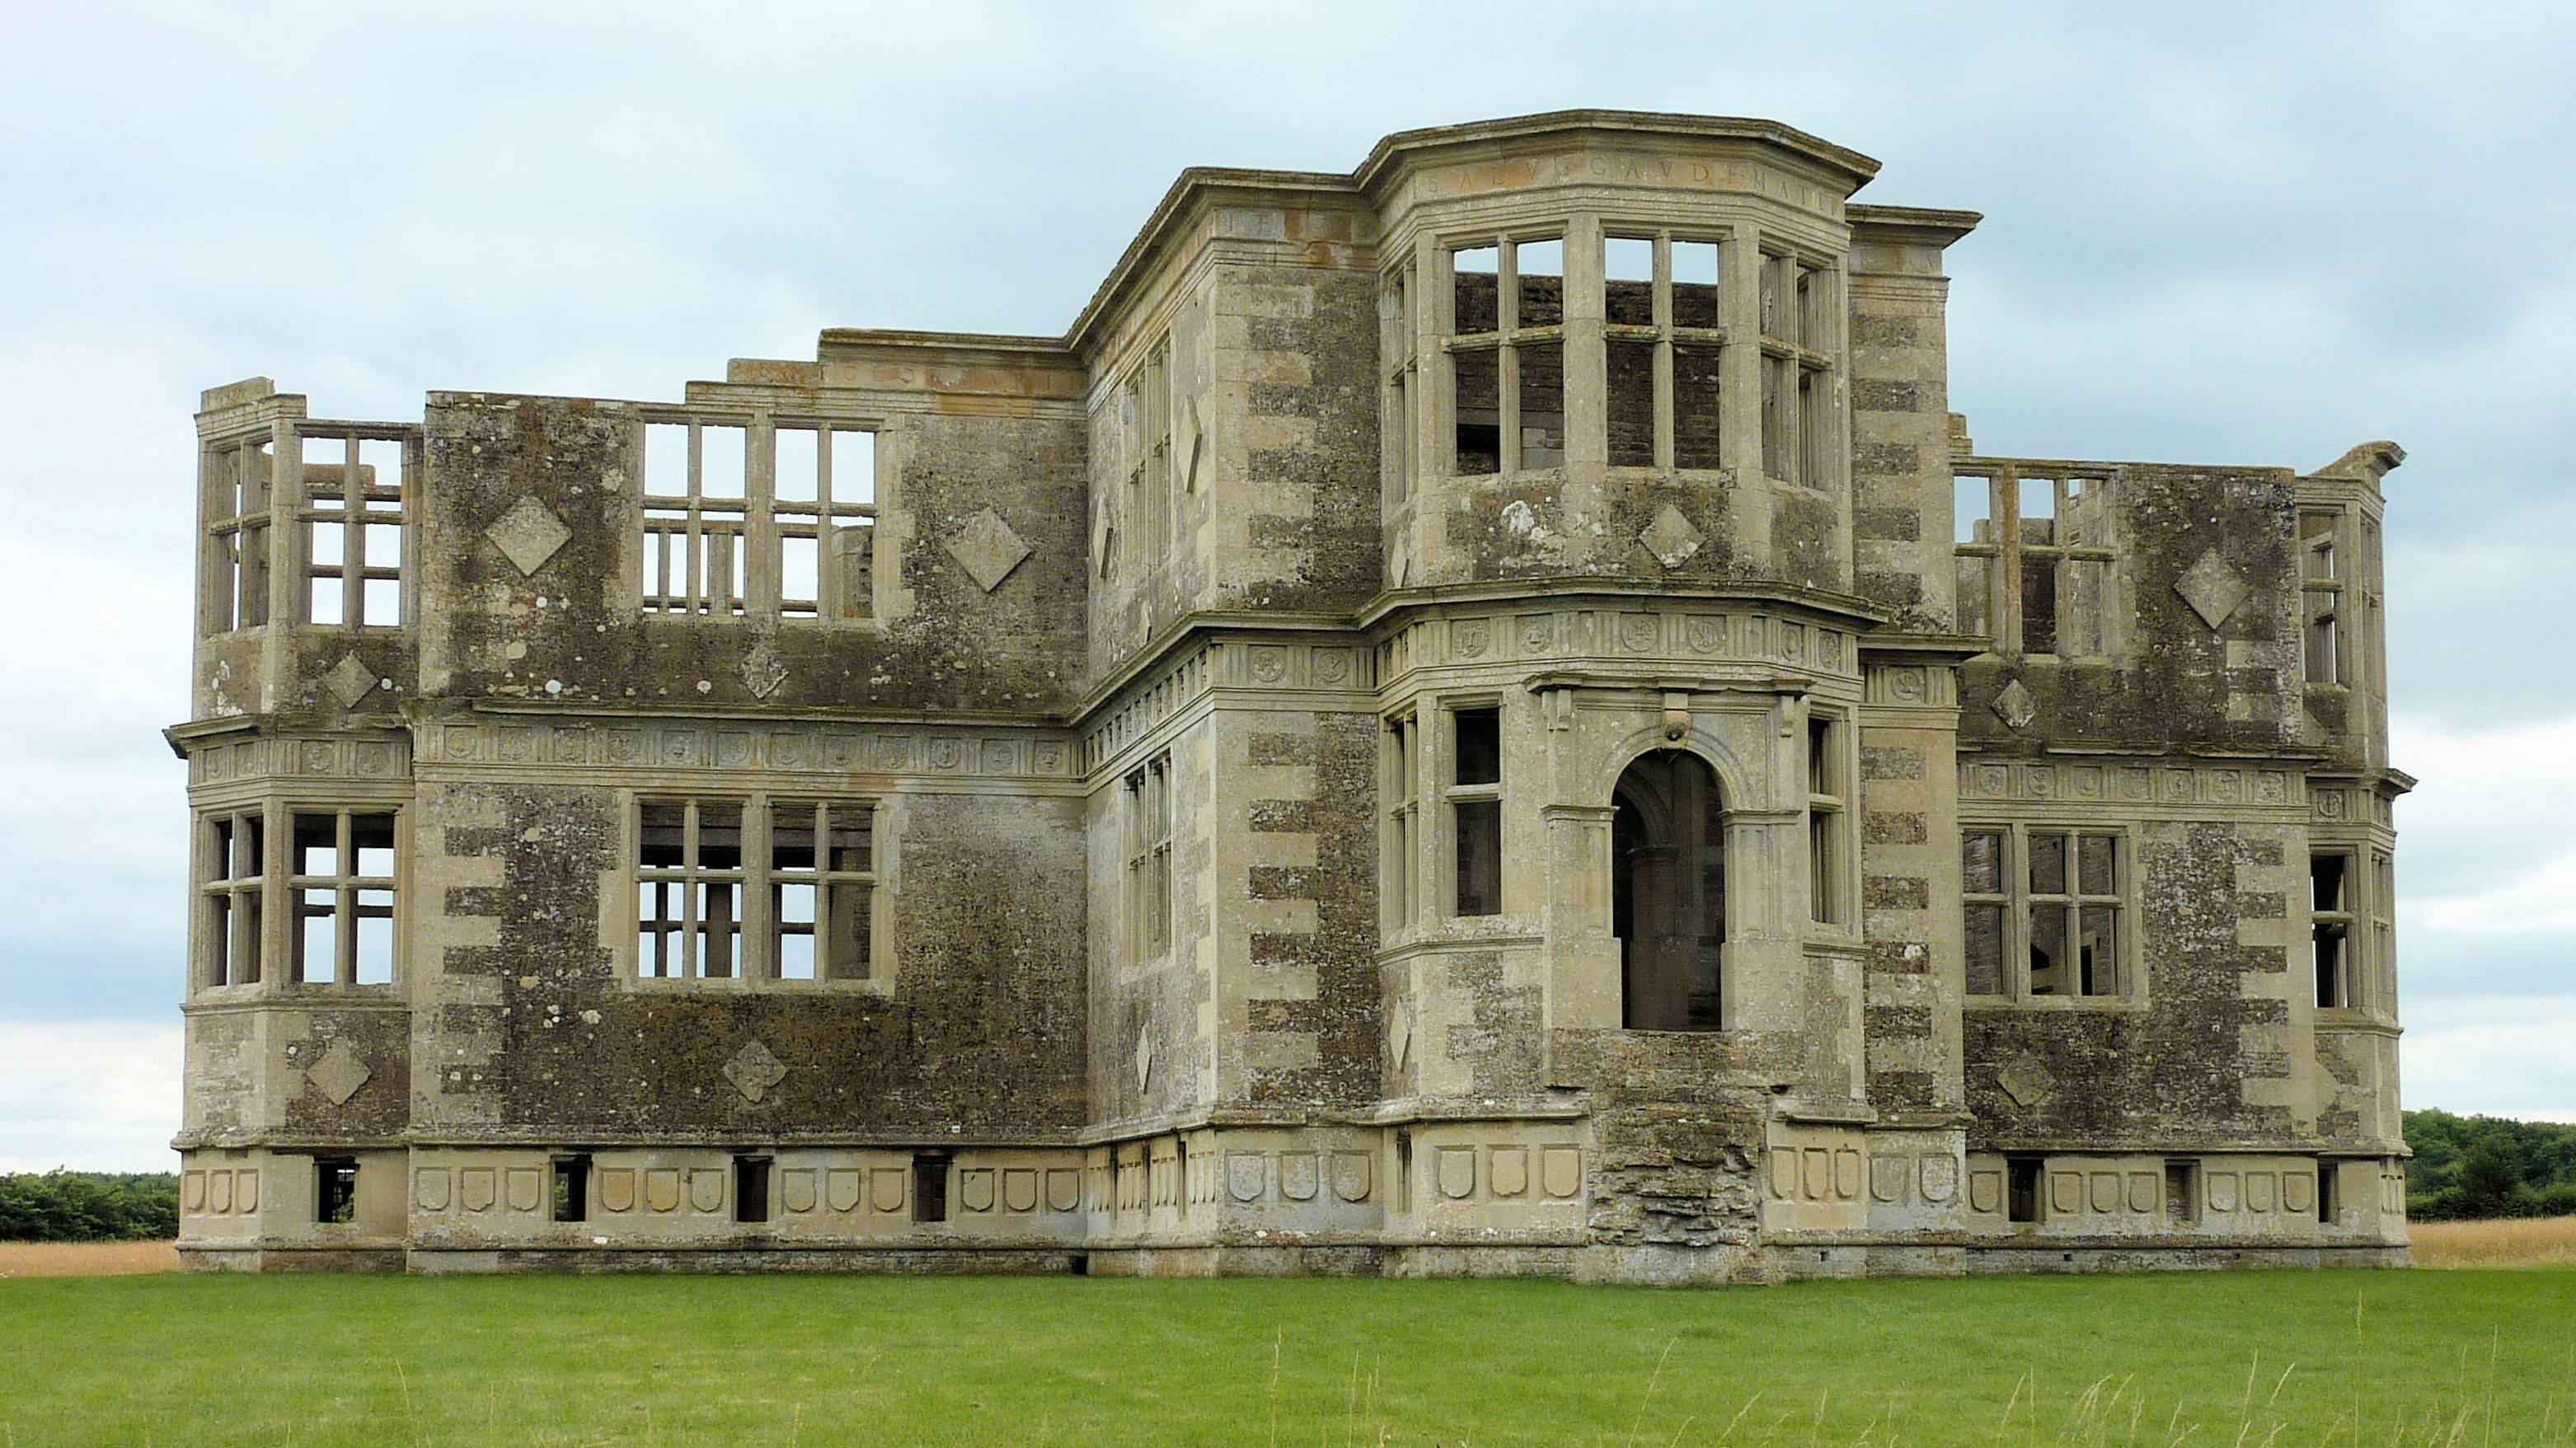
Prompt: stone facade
<box><xmin>171</xmin><ymin>111</ymin><xmax>2411</xmax><ymax>1278</ymax></box>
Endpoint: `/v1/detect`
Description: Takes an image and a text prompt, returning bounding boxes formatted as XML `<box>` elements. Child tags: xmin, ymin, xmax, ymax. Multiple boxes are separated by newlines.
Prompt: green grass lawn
<box><xmin>0</xmin><ymin>1269</ymin><xmax>2569</xmax><ymax>1446</ymax></box>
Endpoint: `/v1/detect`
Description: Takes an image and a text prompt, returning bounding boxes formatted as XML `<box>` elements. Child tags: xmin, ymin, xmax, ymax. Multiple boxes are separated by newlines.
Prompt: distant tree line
<box><xmin>2404</xmin><ymin>1110</ymin><xmax>2576</xmax><ymax>1221</ymax></box>
<box><xmin>0</xmin><ymin>1171</ymin><xmax>181</xmax><ymax>1241</ymax></box>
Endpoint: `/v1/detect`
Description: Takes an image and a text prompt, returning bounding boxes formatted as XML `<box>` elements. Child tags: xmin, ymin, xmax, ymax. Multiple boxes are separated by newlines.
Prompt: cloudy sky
<box><xmin>2</xmin><ymin>1</ymin><xmax>2569</xmax><ymax>1169</ymax></box>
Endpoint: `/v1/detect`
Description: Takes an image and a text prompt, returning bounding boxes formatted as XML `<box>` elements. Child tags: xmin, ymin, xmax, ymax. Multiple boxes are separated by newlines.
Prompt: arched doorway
<box><xmin>1612</xmin><ymin>751</ymin><xmax>1728</xmax><ymax>1030</ymax></box>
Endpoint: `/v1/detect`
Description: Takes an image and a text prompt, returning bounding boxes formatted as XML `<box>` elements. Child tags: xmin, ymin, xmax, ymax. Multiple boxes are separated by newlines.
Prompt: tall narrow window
<box><xmin>2164</xmin><ymin>1160</ymin><xmax>2200</xmax><ymax>1225</ymax></box>
<box><xmin>1962</xmin><ymin>828</ymin><xmax>2006</xmax><ymax>996</ymax></box>
<box><xmin>1613</xmin><ymin>750</ymin><xmax>1728</xmax><ymax>1031</ymax></box>
<box><xmin>913</xmin><ymin>1154</ymin><xmax>950</xmax><ymax>1223</ymax></box>
<box><xmin>733</xmin><ymin>1156</ymin><xmax>771</xmax><ymax>1224</ymax></box>
<box><xmin>290</xmin><ymin>810</ymin><xmax>398</xmax><ymax>986</ymax></box>
<box><xmin>1125</xmin><ymin>756</ymin><xmax>1174</xmax><ymax>961</ymax></box>
<box><xmin>1759</xmin><ymin>252</ymin><xmax>1835</xmax><ymax>487</ymax></box>
<box><xmin>553</xmin><ymin>1155</ymin><xmax>591</xmax><ymax>1223</ymax></box>
<box><xmin>1448</xmin><ymin>237</ymin><xmax>1565</xmax><ymax>476</ymax></box>
<box><xmin>2371</xmin><ymin>851</ymin><xmax>2395</xmax><ymax>1012</ymax></box>
<box><xmin>300</xmin><ymin>431</ymin><xmax>406</xmax><ymax>628</ymax></box>
<box><xmin>2312</xmin><ymin>851</ymin><xmax>2354</xmax><ymax>1009</ymax></box>
<box><xmin>1383</xmin><ymin>714</ymin><xmax>1420</xmax><ymax>928</ymax></box>
<box><xmin>772</xmin><ymin>426</ymin><xmax>878</xmax><ymax>621</ymax></box>
<box><xmin>1807</xmin><ymin>715</ymin><xmax>1845</xmax><ymax>925</ymax></box>
<box><xmin>2302</xmin><ymin>511</ymin><xmax>2342</xmax><ymax>685</ymax></box>
<box><xmin>2006</xmin><ymin>1157</ymin><xmax>2042</xmax><ymax>1223</ymax></box>
<box><xmin>1450</xmin><ymin>706</ymin><xmax>1502</xmax><ymax>916</ymax></box>
<box><xmin>204</xmin><ymin>438</ymin><xmax>274</xmax><ymax>633</ymax></box>
<box><xmin>201</xmin><ymin>809</ymin><xmax>267</xmax><ymax>987</ymax></box>
<box><xmin>637</xmin><ymin>800</ymin><xmax>744</xmax><ymax>978</ymax></box>
<box><xmin>315</xmin><ymin>1157</ymin><xmax>359</xmax><ymax>1225</ymax></box>
<box><xmin>642</xmin><ymin>421</ymin><xmax>750</xmax><ymax>616</ymax></box>
<box><xmin>1383</xmin><ymin>266</ymin><xmax>1417</xmax><ymax>503</ymax></box>
<box><xmin>769</xmin><ymin>802</ymin><xmax>875</xmax><ymax>982</ymax></box>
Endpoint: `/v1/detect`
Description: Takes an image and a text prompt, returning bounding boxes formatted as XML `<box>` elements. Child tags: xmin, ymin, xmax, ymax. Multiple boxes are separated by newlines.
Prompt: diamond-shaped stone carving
<box><xmin>723</xmin><ymin>1039</ymin><xmax>786</xmax><ymax>1104</ymax></box>
<box><xmin>306</xmin><ymin>1043</ymin><xmax>372</xmax><ymax>1106</ymax></box>
<box><xmin>740</xmin><ymin>642</ymin><xmax>786</xmax><ymax>700</ymax></box>
<box><xmin>1133</xmin><ymin>1031</ymin><xmax>1154</xmax><ymax>1091</ymax></box>
<box><xmin>485</xmin><ymin>495</ymin><xmax>572</xmax><ymax>578</ymax></box>
<box><xmin>1639</xmin><ymin>504</ymin><xmax>1704</xmax><ymax>569</ymax></box>
<box><xmin>1995</xmin><ymin>1053</ymin><xmax>2056</xmax><ymax>1109</ymax></box>
<box><xmin>945</xmin><ymin>508</ymin><xmax>1031</xmax><ymax>593</ymax></box>
<box><xmin>2175</xmin><ymin>548</ymin><xmax>2248</xmax><ymax>630</ymax></box>
<box><xmin>323</xmin><ymin>653</ymin><xmax>378</xmax><ymax>709</ymax></box>
<box><xmin>1992</xmin><ymin>677</ymin><xmax>2038</xmax><ymax>731</ymax></box>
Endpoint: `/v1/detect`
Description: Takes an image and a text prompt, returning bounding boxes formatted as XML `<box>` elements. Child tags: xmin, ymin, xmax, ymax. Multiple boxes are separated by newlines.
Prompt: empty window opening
<box><xmin>1447</xmin><ymin>238</ymin><xmax>1564</xmax><ymax>476</ymax></box>
<box><xmin>1383</xmin><ymin>269</ymin><xmax>1418</xmax><ymax>504</ymax></box>
<box><xmin>733</xmin><ymin>1156</ymin><xmax>771</xmax><ymax>1224</ymax></box>
<box><xmin>913</xmin><ymin>1155</ymin><xmax>950</xmax><ymax>1223</ymax></box>
<box><xmin>1384</xmin><ymin>714</ymin><xmax>1421</xmax><ymax>929</ymax></box>
<box><xmin>1604</xmin><ymin>237</ymin><xmax>1655</xmax><ymax>326</ymax></box>
<box><xmin>2316</xmin><ymin>1161</ymin><xmax>2339</xmax><ymax>1224</ymax></box>
<box><xmin>1607</xmin><ymin>338</ymin><xmax>1656</xmax><ymax>467</ymax></box>
<box><xmin>1451</xmin><ymin>707</ymin><xmax>1503</xmax><ymax>917</ymax></box>
<box><xmin>1515</xmin><ymin>238</ymin><xmax>1564</xmax><ymax>326</ymax></box>
<box><xmin>1954</xmin><ymin>466</ymin><xmax>2114</xmax><ymax>654</ymax></box>
<box><xmin>638</xmin><ymin>797</ymin><xmax>875</xmax><ymax>983</ymax></box>
<box><xmin>1808</xmin><ymin>716</ymin><xmax>1845</xmax><ymax>926</ymax></box>
<box><xmin>2302</xmin><ymin>511</ymin><xmax>2342</xmax><ymax>685</ymax></box>
<box><xmin>203</xmin><ymin>811</ymin><xmax>267</xmax><ymax>987</ymax></box>
<box><xmin>1758</xmin><ymin>253</ymin><xmax>1835</xmax><ymax>487</ymax></box>
<box><xmin>2007</xmin><ymin>1158</ymin><xmax>2043</xmax><ymax>1223</ymax></box>
<box><xmin>769</xmin><ymin>801</ymin><xmax>874</xmax><ymax>982</ymax></box>
<box><xmin>553</xmin><ymin>1155</ymin><xmax>590</xmax><ymax>1223</ymax></box>
<box><xmin>771</xmin><ymin>426</ymin><xmax>875</xmax><ymax>620</ymax></box>
<box><xmin>642</xmin><ymin>421</ymin><xmax>749</xmax><ymax>616</ymax></box>
<box><xmin>1124</xmin><ymin>756</ymin><xmax>1175</xmax><ymax>963</ymax></box>
<box><xmin>2312</xmin><ymin>852</ymin><xmax>2354</xmax><ymax>1009</ymax></box>
<box><xmin>2164</xmin><ymin>1160</ymin><xmax>2199</xmax><ymax>1225</ymax></box>
<box><xmin>203</xmin><ymin>438</ymin><xmax>274</xmax><ymax>633</ymax></box>
<box><xmin>316</xmin><ymin>1156</ymin><xmax>358</xmax><ymax>1225</ymax></box>
<box><xmin>1963</xmin><ymin>825</ymin><xmax>2127</xmax><ymax>1000</ymax></box>
<box><xmin>299</xmin><ymin>431</ymin><xmax>406</xmax><ymax>628</ymax></box>
<box><xmin>291</xmin><ymin>811</ymin><xmax>398</xmax><ymax>986</ymax></box>
<box><xmin>1671</xmin><ymin>241</ymin><xmax>1721</xmax><ymax>326</ymax></box>
<box><xmin>2020</xmin><ymin>554</ymin><xmax>2060</xmax><ymax>656</ymax></box>
<box><xmin>1613</xmin><ymin>750</ymin><xmax>1728</xmax><ymax>1031</ymax></box>
<box><xmin>1518</xmin><ymin>341</ymin><xmax>1566</xmax><ymax>470</ymax></box>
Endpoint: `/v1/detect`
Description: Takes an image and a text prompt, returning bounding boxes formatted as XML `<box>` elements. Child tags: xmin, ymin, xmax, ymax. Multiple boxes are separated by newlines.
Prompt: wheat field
<box><xmin>2408</xmin><ymin>1213</ymin><xmax>2576</xmax><ymax>1268</ymax></box>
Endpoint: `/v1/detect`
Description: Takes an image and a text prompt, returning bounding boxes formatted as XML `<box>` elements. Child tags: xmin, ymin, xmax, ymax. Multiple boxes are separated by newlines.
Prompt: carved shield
<box><xmin>208</xmin><ymin>1170</ymin><xmax>232</xmax><ymax>1215</ymax></box>
<box><xmin>2246</xmin><ymin>1173</ymin><xmax>2276</xmax><ymax>1213</ymax></box>
<box><xmin>646</xmin><ymin>1169</ymin><xmax>682</xmax><ymax>1213</ymax></box>
<box><xmin>1331</xmin><ymin>1152</ymin><xmax>1372</xmax><ymax>1204</ymax></box>
<box><xmin>827</xmin><ymin>1169</ymin><xmax>863</xmax><ymax>1214</ymax></box>
<box><xmin>781</xmin><ymin>1170</ymin><xmax>818</xmax><ymax>1215</ymax></box>
<box><xmin>960</xmin><ymin>1169</ymin><xmax>995</xmax><ymax>1214</ymax></box>
<box><xmin>235</xmin><ymin>1169</ymin><xmax>257</xmax><ymax>1212</ymax></box>
<box><xmin>1279</xmin><ymin>1153</ymin><xmax>1319</xmax><ymax>1202</ymax></box>
<box><xmin>2048</xmin><ymin>1172</ymin><xmax>2082</xmax><ymax>1216</ymax></box>
<box><xmin>870</xmin><ymin>1167</ymin><xmax>906</xmax><ymax>1213</ymax></box>
<box><xmin>1541</xmin><ymin>1146</ymin><xmax>1582</xmax><ymax>1200</ymax></box>
<box><xmin>461</xmin><ymin>1168</ymin><xmax>496</xmax><ymax>1213</ymax></box>
<box><xmin>688</xmin><ymin>1169</ymin><xmax>725</xmax><ymax>1214</ymax></box>
<box><xmin>1003</xmin><ymin>1169</ymin><xmax>1039</xmax><ymax>1215</ymax></box>
<box><xmin>2208</xmin><ymin>1173</ymin><xmax>2240</xmax><ymax>1213</ymax></box>
<box><xmin>1436</xmin><ymin>1146</ymin><xmax>1476</xmax><ymax>1200</ymax></box>
<box><xmin>1834</xmin><ymin>1150</ymin><xmax>1864</xmax><ymax>1202</ymax></box>
<box><xmin>2283</xmin><ymin>1173</ymin><xmax>2316</xmax><ymax>1214</ymax></box>
<box><xmin>1768</xmin><ymin>1148</ymin><xmax>1798</xmax><ymax>1200</ymax></box>
<box><xmin>1802</xmin><ymin>1149</ymin><xmax>1832</xmax><ymax>1201</ymax></box>
<box><xmin>597</xmin><ymin>1169</ymin><xmax>635</xmax><ymax>1214</ymax></box>
<box><xmin>1870</xmin><ymin>1155</ymin><xmax>1908</xmax><ymax>1204</ymax></box>
<box><xmin>182</xmin><ymin>1172</ymin><xmax>206</xmax><ymax>1214</ymax></box>
<box><xmin>2089</xmin><ymin>1173</ymin><xmax>2119</xmax><ymax>1214</ymax></box>
<box><xmin>2128</xmin><ymin>1173</ymin><xmax>2158</xmax><ymax>1214</ymax></box>
<box><xmin>1226</xmin><ymin>1153</ymin><xmax>1267</xmax><ymax>1204</ymax></box>
<box><xmin>1045</xmin><ymin>1169</ymin><xmax>1082</xmax><ymax>1213</ymax></box>
<box><xmin>506</xmin><ymin>1168</ymin><xmax>544</xmax><ymax>1214</ymax></box>
<box><xmin>1920</xmin><ymin>1155</ymin><xmax>1960</xmax><ymax>1204</ymax></box>
<box><xmin>1968</xmin><ymin>1170</ymin><xmax>2002</xmax><ymax>1215</ymax></box>
<box><xmin>1489</xmin><ymin>1147</ymin><xmax>1528</xmax><ymax>1198</ymax></box>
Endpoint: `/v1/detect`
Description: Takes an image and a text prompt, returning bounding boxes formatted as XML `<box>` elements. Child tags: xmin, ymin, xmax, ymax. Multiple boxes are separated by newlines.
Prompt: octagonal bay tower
<box><xmin>171</xmin><ymin>111</ymin><xmax>2413</xmax><ymax>1277</ymax></box>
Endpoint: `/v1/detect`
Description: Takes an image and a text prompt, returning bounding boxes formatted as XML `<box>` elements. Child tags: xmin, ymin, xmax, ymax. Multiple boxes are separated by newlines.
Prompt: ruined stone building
<box><xmin>172</xmin><ymin>111</ymin><xmax>2413</xmax><ymax>1277</ymax></box>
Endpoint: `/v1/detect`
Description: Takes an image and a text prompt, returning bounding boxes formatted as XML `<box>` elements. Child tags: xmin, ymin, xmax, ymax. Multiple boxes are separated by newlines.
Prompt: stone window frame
<box><xmin>2299</xmin><ymin>507</ymin><xmax>2346</xmax><ymax>687</ymax></box>
<box><xmin>193</xmin><ymin>801</ymin><xmax>409</xmax><ymax>996</ymax></box>
<box><xmin>1123</xmin><ymin>752</ymin><xmax>1174</xmax><ymax>965</ymax></box>
<box><xmin>622</xmin><ymin>791</ymin><xmax>886</xmax><ymax>991</ymax></box>
<box><xmin>1959</xmin><ymin>821</ymin><xmax>2140</xmax><ymax>1006</ymax></box>
<box><xmin>199</xmin><ymin>418</ymin><xmax>420</xmax><ymax>639</ymax></box>
<box><xmin>1441</xmin><ymin>231</ymin><xmax>1569</xmax><ymax>478</ymax></box>
<box><xmin>2306</xmin><ymin>840</ymin><xmax>2394</xmax><ymax>1016</ymax></box>
<box><xmin>1381</xmin><ymin>708</ymin><xmax>1422</xmax><ymax>931</ymax></box>
<box><xmin>1380</xmin><ymin>260</ymin><xmax>1419</xmax><ymax>504</ymax></box>
<box><xmin>1755</xmin><ymin>245</ymin><xmax>1843</xmax><ymax>490</ymax></box>
<box><xmin>1805</xmin><ymin>708</ymin><xmax>1851</xmax><ymax>927</ymax></box>
<box><xmin>1444</xmin><ymin>699</ymin><xmax>1504</xmax><ymax>918</ymax></box>
<box><xmin>1116</xmin><ymin>337</ymin><xmax>1175</xmax><ymax>579</ymax></box>
<box><xmin>636</xmin><ymin>409</ymin><xmax>879</xmax><ymax>624</ymax></box>
<box><xmin>1952</xmin><ymin>462</ymin><xmax>2119</xmax><ymax>658</ymax></box>
<box><xmin>1602</xmin><ymin>229</ymin><xmax>1729</xmax><ymax>471</ymax></box>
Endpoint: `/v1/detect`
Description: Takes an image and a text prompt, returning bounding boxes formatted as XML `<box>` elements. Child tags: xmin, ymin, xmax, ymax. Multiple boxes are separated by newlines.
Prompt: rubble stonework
<box><xmin>171</xmin><ymin>111</ymin><xmax>2411</xmax><ymax>1278</ymax></box>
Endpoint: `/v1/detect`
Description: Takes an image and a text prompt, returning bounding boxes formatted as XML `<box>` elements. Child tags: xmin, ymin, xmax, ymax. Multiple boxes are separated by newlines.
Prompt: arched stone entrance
<box><xmin>1611</xmin><ymin>750</ymin><xmax>1727</xmax><ymax>1030</ymax></box>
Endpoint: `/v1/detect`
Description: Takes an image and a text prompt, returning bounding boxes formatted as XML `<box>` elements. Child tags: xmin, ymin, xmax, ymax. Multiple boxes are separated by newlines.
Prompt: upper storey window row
<box><xmin>1383</xmin><ymin>223</ymin><xmax>1842</xmax><ymax>499</ymax></box>
<box><xmin>199</xmin><ymin>424</ymin><xmax>415</xmax><ymax>637</ymax></box>
<box><xmin>640</xmin><ymin>416</ymin><xmax>876</xmax><ymax>621</ymax></box>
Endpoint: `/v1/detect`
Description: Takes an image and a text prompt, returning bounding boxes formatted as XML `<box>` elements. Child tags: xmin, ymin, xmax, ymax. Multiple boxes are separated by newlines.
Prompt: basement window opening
<box><xmin>1450</xmin><ymin>705</ymin><xmax>1503</xmax><ymax>916</ymax></box>
<box><xmin>2006</xmin><ymin>1158</ymin><xmax>2042</xmax><ymax>1223</ymax></box>
<box><xmin>554</xmin><ymin>1155</ymin><xmax>591</xmax><ymax>1223</ymax></box>
<box><xmin>913</xmin><ymin>1154</ymin><xmax>950</xmax><ymax>1223</ymax></box>
<box><xmin>316</xmin><ymin>1156</ymin><xmax>359</xmax><ymax>1225</ymax></box>
<box><xmin>733</xmin><ymin>1155</ymin><xmax>771</xmax><ymax>1224</ymax></box>
<box><xmin>2311</xmin><ymin>851</ymin><xmax>2354</xmax><ymax>1009</ymax></box>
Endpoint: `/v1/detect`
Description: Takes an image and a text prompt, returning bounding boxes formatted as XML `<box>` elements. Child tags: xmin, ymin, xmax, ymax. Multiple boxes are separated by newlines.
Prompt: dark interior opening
<box><xmin>554</xmin><ymin>1155</ymin><xmax>590</xmax><ymax>1223</ymax></box>
<box><xmin>733</xmin><ymin>1155</ymin><xmax>770</xmax><ymax>1224</ymax></box>
<box><xmin>2007</xmin><ymin>1157</ymin><xmax>2042</xmax><ymax>1223</ymax></box>
<box><xmin>913</xmin><ymin>1154</ymin><xmax>950</xmax><ymax>1223</ymax></box>
<box><xmin>316</xmin><ymin>1156</ymin><xmax>358</xmax><ymax>1225</ymax></box>
<box><xmin>1612</xmin><ymin>750</ymin><xmax>1727</xmax><ymax>1031</ymax></box>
